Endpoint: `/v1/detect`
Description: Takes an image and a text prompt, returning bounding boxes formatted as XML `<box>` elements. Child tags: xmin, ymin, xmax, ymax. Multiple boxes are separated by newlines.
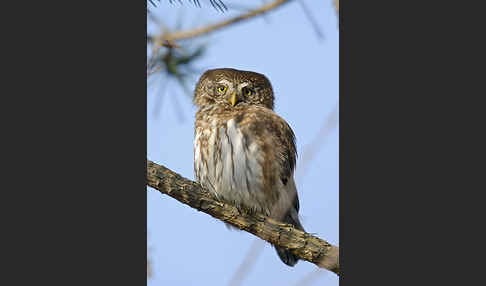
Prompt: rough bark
<box><xmin>147</xmin><ymin>159</ymin><xmax>340</xmax><ymax>275</ymax></box>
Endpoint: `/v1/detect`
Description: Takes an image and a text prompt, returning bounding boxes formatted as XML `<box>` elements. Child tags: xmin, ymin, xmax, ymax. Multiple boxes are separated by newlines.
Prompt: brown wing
<box><xmin>234</xmin><ymin>106</ymin><xmax>298</xmax><ymax>208</ymax></box>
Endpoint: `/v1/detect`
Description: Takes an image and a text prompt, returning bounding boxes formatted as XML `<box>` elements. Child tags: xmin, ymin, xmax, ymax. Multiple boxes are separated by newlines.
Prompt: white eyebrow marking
<box><xmin>218</xmin><ymin>79</ymin><xmax>232</xmax><ymax>85</ymax></box>
<box><xmin>237</xmin><ymin>82</ymin><xmax>249</xmax><ymax>89</ymax></box>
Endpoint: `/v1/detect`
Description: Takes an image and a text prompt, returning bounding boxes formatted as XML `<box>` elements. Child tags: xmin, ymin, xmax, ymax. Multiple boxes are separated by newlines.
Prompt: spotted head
<box><xmin>194</xmin><ymin>68</ymin><xmax>275</xmax><ymax>110</ymax></box>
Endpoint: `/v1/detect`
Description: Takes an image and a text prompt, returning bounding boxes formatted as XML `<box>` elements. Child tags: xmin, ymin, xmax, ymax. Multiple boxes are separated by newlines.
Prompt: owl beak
<box><xmin>229</xmin><ymin>92</ymin><xmax>239</xmax><ymax>107</ymax></box>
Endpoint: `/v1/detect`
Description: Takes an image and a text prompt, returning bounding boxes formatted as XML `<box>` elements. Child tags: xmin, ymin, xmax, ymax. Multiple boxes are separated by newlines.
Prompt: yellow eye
<box><xmin>244</xmin><ymin>87</ymin><xmax>253</xmax><ymax>96</ymax></box>
<box><xmin>218</xmin><ymin>86</ymin><xmax>227</xmax><ymax>93</ymax></box>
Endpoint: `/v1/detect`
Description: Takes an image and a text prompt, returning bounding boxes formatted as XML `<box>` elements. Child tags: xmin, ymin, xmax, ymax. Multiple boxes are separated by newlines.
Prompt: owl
<box><xmin>193</xmin><ymin>68</ymin><xmax>304</xmax><ymax>267</ymax></box>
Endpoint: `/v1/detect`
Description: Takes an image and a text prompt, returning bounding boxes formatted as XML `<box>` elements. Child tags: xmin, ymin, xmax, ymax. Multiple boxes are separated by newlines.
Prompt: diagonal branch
<box><xmin>161</xmin><ymin>0</ymin><xmax>292</xmax><ymax>42</ymax></box>
<box><xmin>147</xmin><ymin>159</ymin><xmax>340</xmax><ymax>275</ymax></box>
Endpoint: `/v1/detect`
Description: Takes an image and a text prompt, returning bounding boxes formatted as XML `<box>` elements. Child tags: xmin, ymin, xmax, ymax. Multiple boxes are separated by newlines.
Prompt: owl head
<box><xmin>194</xmin><ymin>68</ymin><xmax>274</xmax><ymax>110</ymax></box>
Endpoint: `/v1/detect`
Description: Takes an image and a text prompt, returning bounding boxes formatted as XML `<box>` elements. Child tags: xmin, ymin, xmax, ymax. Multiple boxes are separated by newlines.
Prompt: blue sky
<box><xmin>147</xmin><ymin>1</ymin><xmax>339</xmax><ymax>285</ymax></box>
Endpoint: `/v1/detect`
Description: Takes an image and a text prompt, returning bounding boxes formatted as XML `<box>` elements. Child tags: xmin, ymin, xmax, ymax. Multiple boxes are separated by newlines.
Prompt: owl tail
<box><xmin>275</xmin><ymin>246</ymin><xmax>299</xmax><ymax>267</ymax></box>
<box><xmin>274</xmin><ymin>212</ymin><xmax>305</xmax><ymax>267</ymax></box>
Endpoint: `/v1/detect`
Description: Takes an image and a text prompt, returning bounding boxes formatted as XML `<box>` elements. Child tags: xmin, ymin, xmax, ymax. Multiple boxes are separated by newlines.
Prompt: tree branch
<box><xmin>161</xmin><ymin>0</ymin><xmax>292</xmax><ymax>42</ymax></box>
<box><xmin>147</xmin><ymin>159</ymin><xmax>340</xmax><ymax>275</ymax></box>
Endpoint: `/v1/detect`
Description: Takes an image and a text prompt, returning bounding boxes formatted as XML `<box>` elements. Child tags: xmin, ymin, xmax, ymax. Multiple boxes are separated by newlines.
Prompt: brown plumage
<box><xmin>193</xmin><ymin>68</ymin><xmax>304</xmax><ymax>266</ymax></box>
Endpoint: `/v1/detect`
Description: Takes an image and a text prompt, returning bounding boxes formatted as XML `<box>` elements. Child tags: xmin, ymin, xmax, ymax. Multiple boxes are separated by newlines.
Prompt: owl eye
<box><xmin>243</xmin><ymin>87</ymin><xmax>254</xmax><ymax>96</ymax></box>
<box><xmin>217</xmin><ymin>86</ymin><xmax>227</xmax><ymax>94</ymax></box>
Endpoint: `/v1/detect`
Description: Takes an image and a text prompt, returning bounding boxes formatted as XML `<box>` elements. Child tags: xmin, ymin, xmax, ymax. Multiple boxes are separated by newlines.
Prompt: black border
<box><xmin>340</xmin><ymin>1</ymin><xmax>481</xmax><ymax>284</ymax></box>
<box><xmin>3</xmin><ymin>1</ymin><xmax>147</xmax><ymax>284</ymax></box>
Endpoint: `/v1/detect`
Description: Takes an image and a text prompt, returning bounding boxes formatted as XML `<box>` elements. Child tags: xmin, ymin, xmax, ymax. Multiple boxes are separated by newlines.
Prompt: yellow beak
<box><xmin>229</xmin><ymin>92</ymin><xmax>238</xmax><ymax>107</ymax></box>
